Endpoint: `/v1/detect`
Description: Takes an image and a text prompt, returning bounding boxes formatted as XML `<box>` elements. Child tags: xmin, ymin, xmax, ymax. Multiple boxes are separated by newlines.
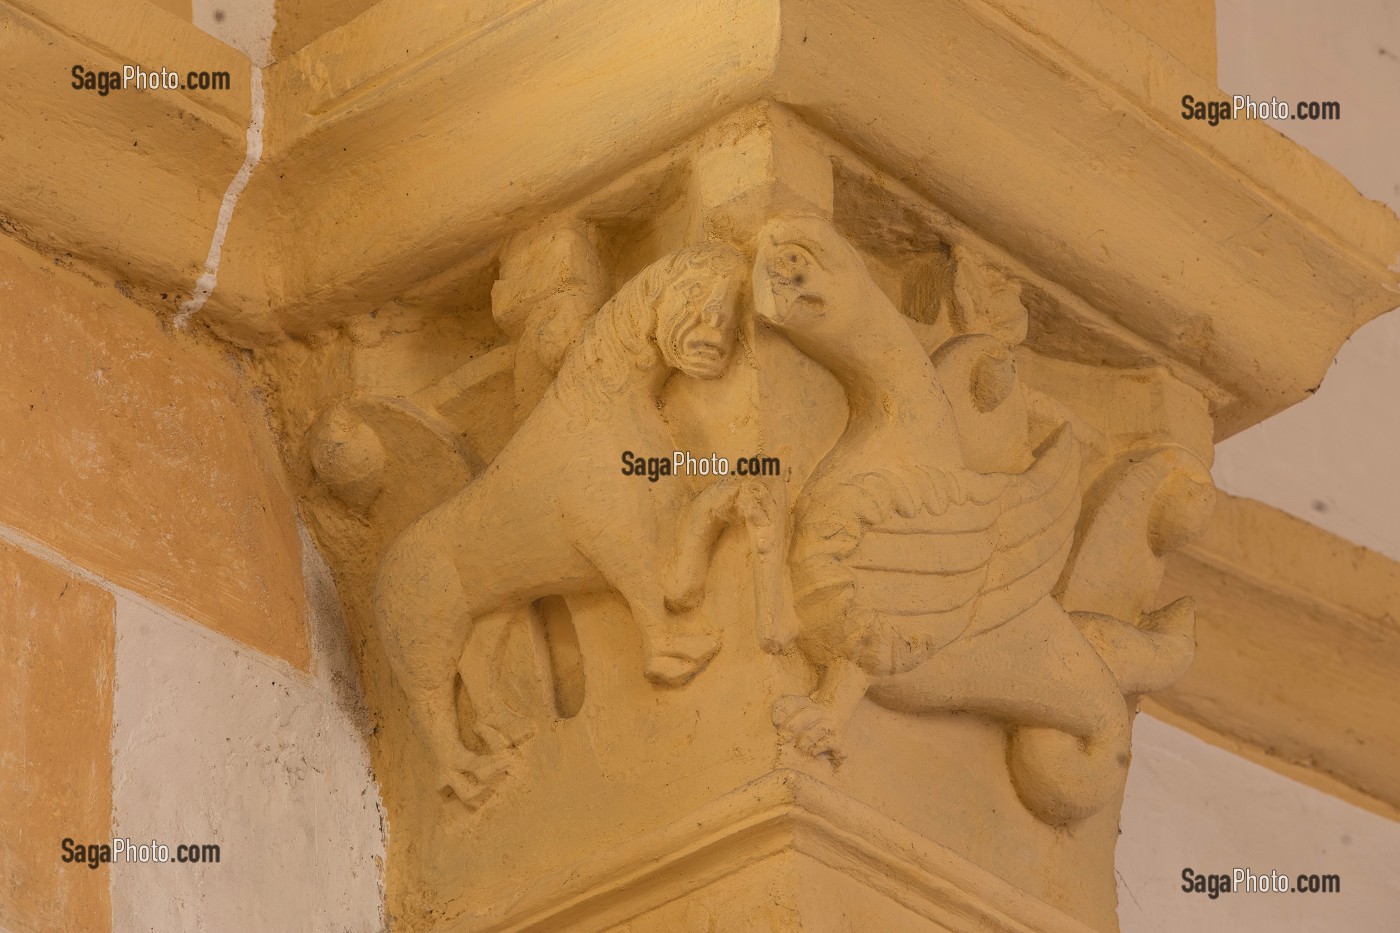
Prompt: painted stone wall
<box><xmin>0</xmin><ymin>232</ymin><xmax>384</xmax><ymax>933</ymax></box>
<box><xmin>0</xmin><ymin>545</ymin><xmax>113</xmax><ymax>933</ymax></box>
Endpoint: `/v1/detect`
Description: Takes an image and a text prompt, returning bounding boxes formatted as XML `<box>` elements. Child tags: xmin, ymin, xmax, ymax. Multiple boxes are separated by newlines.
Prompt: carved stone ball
<box><xmin>1148</xmin><ymin>468</ymin><xmax>1217</xmax><ymax>555</ymax></box>
<box><xmin>308</xmin><ymin>404</ymin><xmax>388</xmax><ymax>512</ymax></box>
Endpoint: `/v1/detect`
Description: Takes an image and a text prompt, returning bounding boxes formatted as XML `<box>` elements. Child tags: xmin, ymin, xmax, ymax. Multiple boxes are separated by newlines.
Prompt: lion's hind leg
<box><xmin>459</xmin><ymin>607</ymin><xmax>540</xmax><ymax>754</ymax></box>
<box><xmin>375</xmin><ymin>523</ymin><xmax>506</xmax><ymax>807</ymax></box>
<box><xmin>578</xmin><ymin>525</ymin><xmax>719</xmax><ymax>688</ymax></box>
<box><xmin>667</xmin><ymin>478</ymin><xmax>797</xmax><ymax>656</ymax></box>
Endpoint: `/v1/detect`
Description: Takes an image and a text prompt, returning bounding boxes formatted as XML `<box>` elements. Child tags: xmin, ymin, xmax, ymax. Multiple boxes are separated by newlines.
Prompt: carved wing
<box><xmin>792</xmin><ymin>424</ymin><xmax>1081</xmax><ymax>677</ymax></box>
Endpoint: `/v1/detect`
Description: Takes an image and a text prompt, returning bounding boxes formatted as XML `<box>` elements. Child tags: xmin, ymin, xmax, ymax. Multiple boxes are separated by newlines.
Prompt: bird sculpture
<box><xmin>752</xmin><ymin>214</ymin><xmax>1161</xmax><ymax>824</ymax></box>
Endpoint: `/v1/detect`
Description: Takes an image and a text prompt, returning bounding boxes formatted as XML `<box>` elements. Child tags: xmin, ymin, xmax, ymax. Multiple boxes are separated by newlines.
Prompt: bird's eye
<box><xmin>773</xmin><ymin>243</ymin><xmax>815</xmax><ymax>272</ymax></box>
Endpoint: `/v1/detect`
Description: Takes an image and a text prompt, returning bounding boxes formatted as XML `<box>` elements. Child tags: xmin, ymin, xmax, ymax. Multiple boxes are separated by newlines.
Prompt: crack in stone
<box><xmin>175</xmin><ymin>65</ymin><xmax>265</xmax><ymax>328</ymax></box>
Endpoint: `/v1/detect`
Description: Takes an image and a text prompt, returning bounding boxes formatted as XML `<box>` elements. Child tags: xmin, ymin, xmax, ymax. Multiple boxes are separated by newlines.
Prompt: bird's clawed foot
<box><xmin>773</xmin><ymin>694</ymin><xmax>844</xmax><ymax>764</ymax></box>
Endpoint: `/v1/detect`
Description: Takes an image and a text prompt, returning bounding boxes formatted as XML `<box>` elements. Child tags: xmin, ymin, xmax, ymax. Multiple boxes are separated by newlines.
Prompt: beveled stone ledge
<box><xmin>216</xmin><ymin>0</ymin><xmax>1400</xmax><ymax>441</ymax></box>
<box><xmin>1157</xmin><ymin>493</ymin><xmax>1400</xmax><ymax>815</ymax></box>
<box><xmin>5</xmin><ymin>0</ymin><xmax>1397</xmax><ymax>439</ymax></box>
<box><xmin>0</xmin><ymin>0</ymin><xmax>249</xmax><ymax>311</ymax></box>
<box><xmin>450</xmin><ymin>770</ymin><xmax>1097</xmax><ymax>933</ymax></box>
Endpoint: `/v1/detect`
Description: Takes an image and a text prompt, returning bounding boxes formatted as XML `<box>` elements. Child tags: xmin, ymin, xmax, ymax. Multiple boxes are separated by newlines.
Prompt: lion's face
<box><xmin>658</xmin><ymin>270</ymin><xmax>742</xmax><ymax>380</ymax></box>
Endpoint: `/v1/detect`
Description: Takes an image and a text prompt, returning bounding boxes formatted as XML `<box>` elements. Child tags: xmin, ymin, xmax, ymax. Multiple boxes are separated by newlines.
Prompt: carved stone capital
<box><xmin>251</xmin><ymin>104</ymin><xmax>1256</xmax><ymax>931</ymax></box>
<box><xmin>5</xmin><ymin>3</ymin><xmax>1399</xmax><ymax>930</ymax></box>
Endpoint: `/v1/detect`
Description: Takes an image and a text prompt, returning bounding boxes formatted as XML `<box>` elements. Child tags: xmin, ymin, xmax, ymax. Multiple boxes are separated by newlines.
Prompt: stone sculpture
<box><xmin>346</xmin><ymin>199</ymin><xmax>1216</xmax><ymax>834</ymax></box>
<box><xmin>373</xmin><ymin>242</ymin><xmax>784</xmax><ymax>804</ymax></box>
<box><xmin>753</xmin><ymin>214</ymin><xmax>1202</xmax><ymax>824</ymax></box>
<box><xmin>256</xmin><ymin>94</ymin><xmax>1328</xmax><ymax>929</ymax></box>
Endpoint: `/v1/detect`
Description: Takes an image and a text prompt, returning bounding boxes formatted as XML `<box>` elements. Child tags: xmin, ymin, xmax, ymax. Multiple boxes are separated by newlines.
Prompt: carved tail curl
<box><xmin>1054</xmin><ymin>444</ymin><xmax>1212</xmax><ymax>698</ymax></box>
<box><xmin>1004</xmin><ymin>441</ymin><xmax>1211</xmax><ymax>823</ymax></box>
<box><xmin>1007</xmin><ymin>700</ymin><xmax>1133</xmax><ymax>826</ymax></box>
<box><xmin>867</xmin><ymin>596</ymin><xmax>1134</xmax><ymax>825</ymax></box>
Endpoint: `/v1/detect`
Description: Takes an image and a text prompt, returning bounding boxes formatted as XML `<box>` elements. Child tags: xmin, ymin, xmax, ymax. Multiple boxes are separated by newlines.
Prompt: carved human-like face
<box><xmin>659</xmin><ymin>271</ymin><xmax>742</xmax><ymax>380</ymax></box>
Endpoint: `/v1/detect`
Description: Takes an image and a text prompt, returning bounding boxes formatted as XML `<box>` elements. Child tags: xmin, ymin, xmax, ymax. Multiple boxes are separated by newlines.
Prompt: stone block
<box><xmin>0</xmin><ymin>236</ymin><xmax>308</xmax><ymax>668</ymax></box>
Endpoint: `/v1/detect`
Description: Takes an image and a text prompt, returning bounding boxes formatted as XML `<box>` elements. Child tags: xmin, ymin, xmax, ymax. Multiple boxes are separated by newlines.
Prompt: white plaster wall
<box><xmin>1120</xmin><ymin>4</ymin><xmax>1400</xmax><ymax>930</ymax></box>
<box><xmin>1217</xmin><ymin>0</ymin><xmax>1400</xmax><ymax>215</ymax></box>
<box><xmin>192</xmin><ymin>0</ymin><xmax>276</xmax><ymax>67</ymax></box>
<box><xmin>1118</xmin><ymin>715</ymin><xmax>1400</xmax><ymax>932</ymax></box>
<box><xmin>109</xmin><ymin>536</ymin><xmax>385</xmax><ymax>933</ymax></box>
<box><xmin>0</xmin><ymin>518</ymin><xmax>385</xmax><ymax>931</ymax></box>
<box><xmin>1212</xmin><ymin>313</ymin><xmax>1400</xmax><ymax>561</ymax></box>
<box><xmin>1213</xmin><ymin>0</ymin><xmax>1400</xmax><ymax>561</ymax></box>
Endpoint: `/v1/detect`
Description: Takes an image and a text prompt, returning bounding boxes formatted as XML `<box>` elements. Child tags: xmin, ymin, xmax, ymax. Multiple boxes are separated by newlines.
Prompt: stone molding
<box><xmin>1158</xmin><ymin>492</ymin><xmax>1400</xmax><ymax>816</ymax></box>
<box><xmin>0</xmin><ymin>0</ymin><xmax>249</xmax><ymax>306</ymax></box>
<box><xmin>453</xmin><ymin>771</ymin><xmax>1097</xmax><ymax>933</ymax></box>
<box><xmin>4</xmin><ymin>0</ymin><xmax>1399</xmax><ymax>435</ymax></box>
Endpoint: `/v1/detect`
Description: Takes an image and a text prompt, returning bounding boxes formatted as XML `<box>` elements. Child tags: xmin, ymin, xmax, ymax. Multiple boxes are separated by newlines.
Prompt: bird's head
<box><xmin>752</xmin><ymin>214</ymin><xmax>852</xmax><ymax>333</ymax></box>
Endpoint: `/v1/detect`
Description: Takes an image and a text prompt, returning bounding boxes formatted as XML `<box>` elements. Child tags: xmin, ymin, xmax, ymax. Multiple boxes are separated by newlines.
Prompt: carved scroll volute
<box><xmin>1059</xmin><ymin>446</ymin><xmax>1216</xmax><ymax>624</ymax></box>
<box><xmin>1055</xmin><ymin>446</ymin><xmax>1217</xmax><ymax>695</ymax></box>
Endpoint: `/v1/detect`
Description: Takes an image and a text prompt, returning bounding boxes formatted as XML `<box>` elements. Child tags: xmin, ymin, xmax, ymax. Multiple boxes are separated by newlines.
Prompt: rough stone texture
<box><xmin>146</xmin><ymin>0</ymin><xmax>190</xmax><ymax>20</ymax></box>
<box><xmin>270</xmin><ymin>0</ymin><xmax>381</xmax><ymax>57</ymax></box>
<box><xmin>0</xmin><ymin>0</ymin><xmax>249</xmax><ymax>320</ymax></box>
<box><xmin>0</xmin><ymin>233</ymin><xmax>310</xmax><ymax>669</ymax></box>
<box><xmin>0</xmin><ymin>542</ymin><xmax>114</xmax><ymax>933</ymax></box>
